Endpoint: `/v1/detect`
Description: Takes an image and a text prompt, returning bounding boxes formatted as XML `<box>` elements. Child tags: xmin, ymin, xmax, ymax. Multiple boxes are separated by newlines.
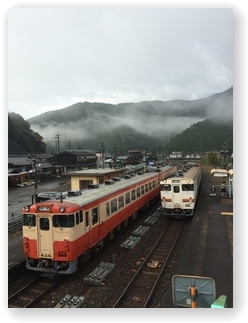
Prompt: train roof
<box><xmin>59</xmin><ymin>165</ymin><xmax>177</xmax><ymax>206</ymax></box>
<box><xmin>160</xmin><ymin>165</ymin><xmax>201</xmax><ymax>183</ymax></box>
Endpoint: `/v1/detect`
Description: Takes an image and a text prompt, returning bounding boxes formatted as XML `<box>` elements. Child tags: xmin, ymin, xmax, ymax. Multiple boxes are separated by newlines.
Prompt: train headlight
<box><xmin>23</xmin><ymin>206</ymin><xmax>30</xmax><ymax>212</ymax></box>
<box><xmin>60</xmin><ymin>206</ymin><xmax>65</xmax><ymax>212</ymax></box>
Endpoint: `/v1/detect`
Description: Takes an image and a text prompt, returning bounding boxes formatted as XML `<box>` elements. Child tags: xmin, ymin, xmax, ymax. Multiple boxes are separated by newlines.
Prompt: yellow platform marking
<box><xmin>221</xmin><ymin>212</ymin><xmax>233</xmax><ymax>216</ymax></box>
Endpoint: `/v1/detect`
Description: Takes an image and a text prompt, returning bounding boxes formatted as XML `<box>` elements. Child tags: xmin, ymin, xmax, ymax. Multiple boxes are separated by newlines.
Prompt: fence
<box><xmin>8</xmin><ymin>214</ymin><xmax>23</xmax><ymax>234</ymax></box>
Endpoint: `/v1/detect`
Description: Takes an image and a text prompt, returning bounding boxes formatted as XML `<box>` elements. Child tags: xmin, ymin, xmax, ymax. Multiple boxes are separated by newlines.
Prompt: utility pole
<box><xmin>113</xmin><ymin>146</ymin><xmax>117</xmax><ymax>168</ymax></box>
<box><xmin>101</xmin><ymin>142</ymin><xmax>105</xmax><ymax>169</ymax></box>
<box><xmin>29</xmin><ymin>153</ymin><xmax>39</xmax><ymax>203</ymax></box>
<box><xmin>55</xmin><ymin>133</ymin><xmax>61</xmax><ymax>154</ymax></box>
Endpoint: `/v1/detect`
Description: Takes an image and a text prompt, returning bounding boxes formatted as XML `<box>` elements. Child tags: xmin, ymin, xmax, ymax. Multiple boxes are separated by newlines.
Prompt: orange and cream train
<box><xmin>22</xmin><ymin>165</ymin><xmax>177</xmax><ymax>274</ymax></box>
<box><xmin>160</xmin><ymin>164</ymin><xmax>201</xmax><ymax>219</ymax></box>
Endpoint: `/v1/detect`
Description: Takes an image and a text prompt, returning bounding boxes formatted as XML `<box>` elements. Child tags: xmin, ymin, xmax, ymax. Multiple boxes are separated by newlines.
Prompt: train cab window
<box><xmin>23</xmin><ymin>214</ymin><xmax>36</xmax><ymax>227</ymax></box>
<box><xmin>131</xmin><ymin>189</ymin><xmax>136</xmax><ymax>201</ymax></box>
<box><xmin>136</xmin><ymin>187</ymin><xmax>140</xmax><ymax>198</ymax></box>
<box><xmin>125</xmin><ymin>192</ymin><xmax>130</xmax><ymax>204</ymax></box>
<box><xmin>92</xmin><ymin>207</ymin><xmax>98</xmax><ymax>225</ymax></box>
<box><xmin>40</xmin><ymin>218</ymin><xmax>49</xmax><ymax>231</ymax></box>
<box><xmin>160</xmin><ymin>184</ymin><xmax>171</xmax><ymax>191</ymax></box>
<box><xmin>173</xmin><ymin>186</ymin><xmax>180</xmax><ymax>193</ymax></box>
<box><xmin>111</xmin><ymin>198</ymin><xmax>117</xmax><ymax>213</ymax></box>
<box><xmin>182</xmin><ymin>184</ymin><xmax>194</xmax><ymax>191</ymax></box>
<box><xmin>53</xmin><ymin>214</ymin><xmax>75</xmax><ymax>228</ymax></box>
<box><xmin>106</xmin><ymin>202</ymin><xmax>110</xmax><ymax>216</ymax></box>
<box><xmin>118</xmin><ymin>195</ymin><xmax>124</xmax><ymax>209</ymax></box>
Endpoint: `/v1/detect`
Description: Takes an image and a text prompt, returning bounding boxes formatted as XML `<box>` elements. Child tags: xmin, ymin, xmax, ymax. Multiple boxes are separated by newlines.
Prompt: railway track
<box><xmin>112</xmin><ymin>219</ymin><xmax>186</xmax><ymax>308</ymax></box>
<box><xmin>8</xmin><ymin>204</ymin><xmax>190</xmax><ymax>308</ymax></box>
<box><xmin>8</xmin><ymin>275</ymin><xmax>65</xmax><ymax>308</ymax></box>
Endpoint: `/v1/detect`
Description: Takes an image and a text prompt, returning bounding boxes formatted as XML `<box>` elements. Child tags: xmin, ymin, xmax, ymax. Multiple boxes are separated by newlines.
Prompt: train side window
<box><xmin>106</xmin><ymin>202</ymin><xmax>110</xmax><ymax>216</ymax></box>
<box><xmin>23</xmin><ymin>214</ymin><xmax>36</xmax><ymax>227</ymax></box>
<box><xmin>141</xmin><ymin>185</ymin><xmax>144</xmax><ymax>195</ymax></box>
<box><xmin>136</xmin><ymin>187</ymin><xmax>140</xmax><ymax>198</ymax></box>
<box><xmin>85</xmin><ymin>211</ymin><xmax>89</xmax><ymax>227</ymax></box>
<box><xmin>76</xmin><ymin>211</ymin><xmax>79</xmax><ymax>225</ymax></box>
<box><xmin>92</xmin><ymin>207</ymin><xmax>98</xmax><ymax>225</ymax></box>
<box><xmin>80</xmin><ymin>210</ymin><xmax>83</xmax><ymax>223</ymax></box>
<box><xmin>131</xmin><ymin>189</ymin><xmax>136</xmax><ymax>201</ymax></box>
<box><xmin>40</xmin><ymin>218</ymin><xmax>49</xmax><ymax>231</ymax></box>
<box><xmin>145</xmin><ymin>184</ymin><xmax>148</xmax><ymax>192</ymax></box>
<box><xmin>149</xmin><ymin>182</ymin><xmax>152</xmax><ymax>190</ymax></box>
<box><xmin>118</xmin><ymin>195</ymin><xmax>124</xmax><ymax>209</ymax></box>
<box><xmin>125</xmin><ymin>192</ymin><xmax>130</xmax><ymax>204</ymax></box>
<box><xmin>111</xmin><ymin>198</ymin><xmax>117</xmax><ymax>213</ymax></box>
<box><xmin>174</xmin><ymin>186</ymin><xmax>180</xmax><ymax>193</ymax></box>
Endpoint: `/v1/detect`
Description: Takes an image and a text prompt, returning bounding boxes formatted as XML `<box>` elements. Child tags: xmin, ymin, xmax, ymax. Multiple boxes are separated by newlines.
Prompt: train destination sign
<box><xmin>214</xmin><ymin>173</ymin><xmax>227</xmax><ymax>177</ymax></box>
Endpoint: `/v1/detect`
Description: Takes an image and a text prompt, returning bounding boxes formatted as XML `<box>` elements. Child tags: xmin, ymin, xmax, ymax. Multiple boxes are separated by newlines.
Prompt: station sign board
<box><xmin>172</xmin><ymin>275</ymin><xmax>216</xmax><ymax>308</ymax></box>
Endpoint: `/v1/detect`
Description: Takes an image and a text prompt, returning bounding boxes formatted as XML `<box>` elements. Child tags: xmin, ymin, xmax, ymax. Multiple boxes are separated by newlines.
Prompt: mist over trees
<box><xmin>8</xmin><ymin>87</ymin><xmax>233</xmax><ymax>156</ymax></box>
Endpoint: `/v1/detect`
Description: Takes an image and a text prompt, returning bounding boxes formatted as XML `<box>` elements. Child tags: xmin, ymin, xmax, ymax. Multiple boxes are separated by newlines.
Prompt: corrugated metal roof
<box><xmin>8</xmin><ymin>156</ymin><xmax>32</xmax><ymax>165</ymax></box>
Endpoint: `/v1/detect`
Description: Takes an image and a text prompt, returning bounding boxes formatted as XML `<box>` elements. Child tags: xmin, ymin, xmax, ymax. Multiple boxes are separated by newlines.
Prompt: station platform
<box><xmin>163</xmin><ymin>165</ymin><xmax>233</xmax><ymax>308</ymax></box>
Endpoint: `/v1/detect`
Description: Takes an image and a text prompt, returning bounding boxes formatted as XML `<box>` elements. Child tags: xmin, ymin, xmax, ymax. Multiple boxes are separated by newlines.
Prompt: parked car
<box><xmin>126</xmin><ymin>165</ymin><xmax>134</xmax><ymax>170</ymax></box>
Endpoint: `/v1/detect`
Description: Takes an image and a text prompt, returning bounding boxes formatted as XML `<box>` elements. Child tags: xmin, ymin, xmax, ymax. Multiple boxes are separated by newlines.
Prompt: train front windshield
<box><xmin>53</xmin><ymin>214</ymin><xmax>75</xmax><ymax>228</ymax></box>
<box><xmin>23</xmin><ymin>214</ymin><xmax>75</xmax><ymax>228</ymax></box>
<box><xmin>182</xmin><ymin>184</ymin><xmax>194</xmax><ymax>191</ymax></box>
<box><xmin>23</xmin><ymin>214</ymin><xmax>36</xmax><ymax>227</ymax></box>
<box><xmin>160</xmin><ymin>184</ymin><xmax>171</xmax><ymax>191</ymax></box>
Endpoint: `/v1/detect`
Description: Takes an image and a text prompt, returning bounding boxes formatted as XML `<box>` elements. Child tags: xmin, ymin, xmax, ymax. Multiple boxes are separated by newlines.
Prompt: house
<box><xmin>8</xmin><ymin>154</ymin><xmax>54</xmax><ymax>187</ymax></box>
<box><xmin>50</xmin><ymin>150</ymin><xmax>97</xmax><ymax>172</ymax></box>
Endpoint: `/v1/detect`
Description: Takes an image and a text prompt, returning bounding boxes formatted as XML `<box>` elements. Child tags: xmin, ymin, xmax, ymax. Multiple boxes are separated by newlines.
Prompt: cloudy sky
<box><xmin>7</xmin><ymin>3</ymin><xmax>235</xmax><ymax>121</ymax></box>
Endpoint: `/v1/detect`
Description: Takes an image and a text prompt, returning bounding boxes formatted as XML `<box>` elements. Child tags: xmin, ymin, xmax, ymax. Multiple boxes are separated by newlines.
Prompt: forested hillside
<box><xmin>8</xmin><ymin>87</ymin><xmax>233</xmax><ymax>156</ymax></box>
<box><xmin>8</xmin><ymin>113</ymin><xmax>46</xmax><ymax>155</ymax></box>
<box><xmin>161</xmin><ymin>118</ymin><xmax>233</xmax><ymax>154</ymax></box>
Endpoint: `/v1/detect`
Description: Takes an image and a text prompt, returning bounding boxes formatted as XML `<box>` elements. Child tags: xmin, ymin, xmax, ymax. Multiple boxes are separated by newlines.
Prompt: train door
<box><xmin>91</xmin><ymin>207</ymin><xmax>101</xmax><ymax>242</ymax></box>
<box><xmin>84</xmin><ymin>208</ymin><xmax>100</xmax><ymax>247</ymax></box>
<box><xmin>85</xmin><ymin>210</ymin><xmax>91</xmax><ymax>246</ymax></box>
<box><xmin>37</xmin><ymin>216</ymin><xmax>54</xmax><ymax>258</ymax></box>
<box><xmin>172</xmin><ymin>184</ymin><xmax>181</xmax><ymax>208</ymax></box>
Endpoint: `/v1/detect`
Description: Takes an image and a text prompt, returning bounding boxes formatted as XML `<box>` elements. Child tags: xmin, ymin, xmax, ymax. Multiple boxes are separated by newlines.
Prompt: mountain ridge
<box><xmin>9</xmin><ymin>87</ymin><xmax>233</xmax><ymax>155</ymax></box>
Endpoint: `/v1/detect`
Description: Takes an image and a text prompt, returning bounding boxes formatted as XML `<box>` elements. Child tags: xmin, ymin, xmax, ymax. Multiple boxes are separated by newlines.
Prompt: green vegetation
<box><xmin>159</xmin><ymin>118</ymin><xmax>233</xmax><ymax>155</ymax></box>
<box><xmin>8</xmin><ymin>87</ymin><xmax>233</xmax><ymax>156</ymax></box>
<box><xmin>8</xmin><ymin>113</ymin><xmax>46</xmax><ymax>154</ymax></box>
